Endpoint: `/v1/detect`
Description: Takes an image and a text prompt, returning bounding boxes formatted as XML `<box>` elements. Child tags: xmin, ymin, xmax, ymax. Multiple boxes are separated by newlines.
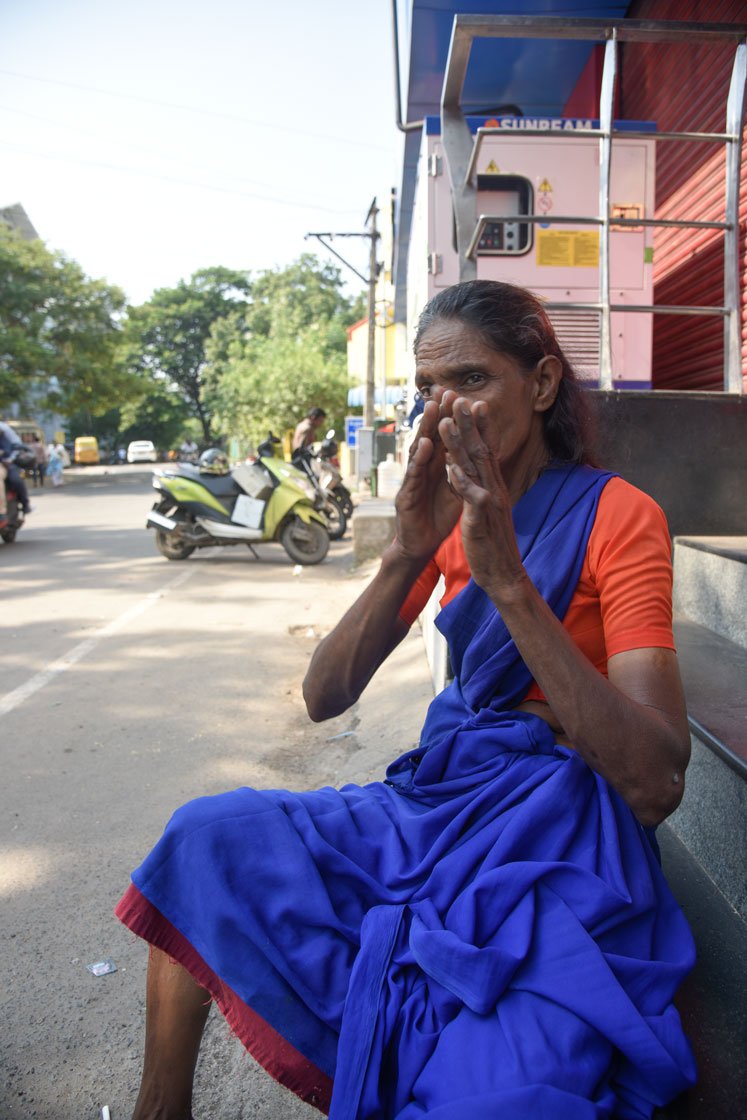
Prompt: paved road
<box><xmin>0</xmin><ymin>469</ymin><xmax>433</xmax><ymax>1119</ymax></box>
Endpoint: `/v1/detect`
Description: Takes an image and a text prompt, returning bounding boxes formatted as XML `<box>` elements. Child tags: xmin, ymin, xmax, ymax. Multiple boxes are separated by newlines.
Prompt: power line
<box><xmin>0</xmin><ymin>103</ymin><xmax>360</xmax><ymax>208</ymax></box>
<box><xmin>0</xmin><ymin>68</ymin><xmax>395</xmax><ymax>154</ymax></box>
<box><xmin>0</xmin><ymin>137</ymin><xmax>364</xmax><ymax>216</ymax></box>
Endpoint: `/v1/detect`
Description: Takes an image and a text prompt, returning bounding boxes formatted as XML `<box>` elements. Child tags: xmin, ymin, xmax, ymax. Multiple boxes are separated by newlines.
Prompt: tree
<box><xmin>246</xmin><ymin>253</ymin><xmax>362</xmax><ymax>338</ymax></box>
<box><xmin>117</xmin><ymin>382</ymin><xmax>192</xmax><ymax>453</ymax></box>
<box><xmin>203</xmin><ymin>324</ymin><xmax>350</xmax><ymax>449</ymax></box>
<box><xmin>201</xmin><ymin>256</ymin><xmax>364</xmax><ymax>449</ymax></box>
<box><xmin>121</xmin><ymin>267</ymin><xmax>251</xmax><ymax>443</ymax></box>
<box><xmin>0</xmin><ymin>223</ymin><xmax>133</xmax><ymax>415</ymax></box>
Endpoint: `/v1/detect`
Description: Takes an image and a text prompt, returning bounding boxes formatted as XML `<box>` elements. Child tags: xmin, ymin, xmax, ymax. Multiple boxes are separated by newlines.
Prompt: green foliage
<box><xmin>0</xmin><ymin>223</ymin><xmax>134</xmax><ymax>415</ymax></box>
<box><xmin>203</xmin><ymin>326</ymin><xmax>349</xmax><ymax>450</ymax></box>
<box><xmin>121</xmin><ymin>266</ymin><xmax>251</xmax><ymax>442</ymax></box>
<box><xmin>117</xmin><ymin>382</ymin><xmax>192</xmax><ymax>453</ymax></box>
<box><xmin>66</xmin><ymin>406</ymin><xmax>121</xmax><ymax>447</ymax></box>
<box><xmin>202</xmin><ymin>255</ymin><xmax>364</xmax><ymax>449</ymax></box>
<box><xmin>246</xmin><ymin>254</ymin><xmax>359</xmax><ymax>338</ymax></box>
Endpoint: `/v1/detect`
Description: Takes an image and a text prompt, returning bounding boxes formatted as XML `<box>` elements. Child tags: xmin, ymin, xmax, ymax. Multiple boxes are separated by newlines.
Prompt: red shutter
<box><xmin>622</xmin><ymin>0</ymin><xmax>747</xmax><ymax>390</ymax></box>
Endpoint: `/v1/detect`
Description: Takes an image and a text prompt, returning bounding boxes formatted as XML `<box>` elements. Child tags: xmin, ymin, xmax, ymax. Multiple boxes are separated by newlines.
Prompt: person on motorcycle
<box><xmin>292</xmin><ymin>407</ymin><xmax>327</xmax><ymax>456</ymax></box>
<box><xmin>0</xmin><ymin>421</ymin><xmax>32</xmax><ymax>517</ymax></box>
<box><xmin>179</xmin><ymin>438</ymin><xmax>199</xmax><ymax>461</ymax></box>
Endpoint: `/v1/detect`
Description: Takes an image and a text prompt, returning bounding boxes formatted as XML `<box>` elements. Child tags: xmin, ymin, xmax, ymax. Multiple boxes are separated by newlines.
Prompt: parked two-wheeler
<box><xmin>146</xmin><ymin>437</ymin><xmax>330</xmax><ymax>565</ymax></box>
<box><xmin>291</xmin><ymin>443</ymin><xmax>347</xmax><ymax>541</ymax></box>
<box><xmin>315</xmin><ymin>431</ymin><xmax>353</xmax><ymax>518</ymax></box>
<box><xmin>0</xmin><ymin>447</ymin><xmax>36</xmax><ymax>544</ymax></box>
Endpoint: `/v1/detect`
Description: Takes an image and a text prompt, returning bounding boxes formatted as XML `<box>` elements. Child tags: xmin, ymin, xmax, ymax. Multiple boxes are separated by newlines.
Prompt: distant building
<box><xmin>0</xmin><ymin>202</ymin><xmax>39</xmax><ymax>241</ymax></box>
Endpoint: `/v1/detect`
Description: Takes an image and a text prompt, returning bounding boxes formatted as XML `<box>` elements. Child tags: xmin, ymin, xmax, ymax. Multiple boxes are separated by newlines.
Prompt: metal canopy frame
<box><xmin>440</xmin><ymin>15</ymin><xmax>747</xmax><ymax>392</ymax></box>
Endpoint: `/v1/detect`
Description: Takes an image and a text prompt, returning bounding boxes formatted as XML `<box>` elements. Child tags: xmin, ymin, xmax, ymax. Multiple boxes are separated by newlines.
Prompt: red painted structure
<box><xmin>565</xmin><ymin>0</ymin><xmax>747</xmax><ymax>390</ymax></box>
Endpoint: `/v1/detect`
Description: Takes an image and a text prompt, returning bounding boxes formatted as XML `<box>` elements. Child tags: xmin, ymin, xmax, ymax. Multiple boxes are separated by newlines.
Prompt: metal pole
<box><xmin>598</xmin><ymin>33</ymin><xmax>617</xmax><ymax>390</ymax></box>
<box><xmin>724</xmin><ymin>42</ymin><xmax>747</xmax><ymax>393</ymax></box>
<box><xmin>365</xmin><ymin>200</ymin><xmax>379</xmax><ymax>428</ymax></box>
<box><xmin>441</xmin><ymin>17</ymin><xmax>478</xmax><ymax>281</ymax></box>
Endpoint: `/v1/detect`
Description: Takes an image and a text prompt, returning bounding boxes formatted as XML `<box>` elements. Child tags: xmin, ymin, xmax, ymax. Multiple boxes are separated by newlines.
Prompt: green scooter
<box><xmin>147</xmin><ymin>435</ymin><xmax>330</xmax><ymax>565</ymax></box>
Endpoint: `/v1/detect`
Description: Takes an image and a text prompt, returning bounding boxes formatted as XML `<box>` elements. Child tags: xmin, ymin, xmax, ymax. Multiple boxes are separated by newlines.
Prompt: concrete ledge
<box><xmin>674</xmin><ymin>537</ymin><xmax>747</xmax><ymax>648</ymax></box>
<box><xmin>352</xmin><ymin>499</ymin><xmax>396</xmax><ymax>562</ymax></box>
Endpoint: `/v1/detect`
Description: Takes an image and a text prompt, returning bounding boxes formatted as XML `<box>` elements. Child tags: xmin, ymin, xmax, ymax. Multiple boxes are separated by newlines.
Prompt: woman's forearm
<box><xmin>303</xmin><ymin>543</ymin><xmax>429</xmax><ymax>722</ymax></box>
<box><xmin>493</xmin><ymin>574</ymin><xmax>690</xmax><ymax>827</ymax></box>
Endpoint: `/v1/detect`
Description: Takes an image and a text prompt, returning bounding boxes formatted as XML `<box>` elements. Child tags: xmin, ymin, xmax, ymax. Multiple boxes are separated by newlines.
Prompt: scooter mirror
<box><xmin>325</xmin><ymin>429</ymin><xmax>335</xmax><ymax>440</ymax></box>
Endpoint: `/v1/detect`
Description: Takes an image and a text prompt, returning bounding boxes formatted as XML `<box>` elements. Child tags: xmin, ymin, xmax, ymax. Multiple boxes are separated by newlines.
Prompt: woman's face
<box><xmin>414</xmin><ymin>317</ymin><xmax>558</xmax><ymax>480</ymax></box>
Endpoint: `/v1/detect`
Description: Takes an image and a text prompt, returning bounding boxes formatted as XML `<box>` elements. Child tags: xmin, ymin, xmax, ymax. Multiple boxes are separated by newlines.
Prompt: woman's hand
<box><xmin>437</xmin><ymin>397</ymin><xmax>527</xmax><ymax>600</ymax></box>
<box><xmin>394</xmin><ymin>389</ymin><xmax>463</xmax><ymax>562</ymax></box>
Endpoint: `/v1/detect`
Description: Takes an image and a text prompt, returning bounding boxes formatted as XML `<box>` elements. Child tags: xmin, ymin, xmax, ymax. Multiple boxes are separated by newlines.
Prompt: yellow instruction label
<box><xmin>536</xmin><ymin>230</ymin><xmax>599</xmax><ymax>267</ymax></box>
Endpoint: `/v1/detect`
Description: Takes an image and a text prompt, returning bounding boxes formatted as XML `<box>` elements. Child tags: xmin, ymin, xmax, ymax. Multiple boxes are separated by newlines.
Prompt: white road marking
<box><xmin>0</xmin><ymin>569</ymin><xmax>194</xmax><ymax>717</ymax></box>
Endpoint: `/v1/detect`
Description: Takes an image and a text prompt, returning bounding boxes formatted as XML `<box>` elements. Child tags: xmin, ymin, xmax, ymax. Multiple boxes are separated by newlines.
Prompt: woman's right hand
<box><xmin>394</xmin><ymin>390</ymin><xmax>463</xmax><ymax>562</ymax></box>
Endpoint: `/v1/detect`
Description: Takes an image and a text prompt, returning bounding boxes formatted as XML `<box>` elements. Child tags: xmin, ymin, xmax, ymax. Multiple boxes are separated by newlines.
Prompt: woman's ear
<box><xmin>533</xmin><ymin>355</ymin><xmax>563</xmax><ymax>413</ymax></box>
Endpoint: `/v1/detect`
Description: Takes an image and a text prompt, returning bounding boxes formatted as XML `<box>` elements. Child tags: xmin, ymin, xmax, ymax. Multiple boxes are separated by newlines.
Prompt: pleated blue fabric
<box><xmin>129</xmin><ymin>463</ymin><xmax>696</xmax><ymax>1118</ymax></box>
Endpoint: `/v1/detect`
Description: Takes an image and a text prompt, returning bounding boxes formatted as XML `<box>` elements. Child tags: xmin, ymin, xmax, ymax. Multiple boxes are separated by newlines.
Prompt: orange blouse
<box><xmin>399</xmin><ymin>476</ymin><xmax>675</xmax><ymax>702</ymax></box>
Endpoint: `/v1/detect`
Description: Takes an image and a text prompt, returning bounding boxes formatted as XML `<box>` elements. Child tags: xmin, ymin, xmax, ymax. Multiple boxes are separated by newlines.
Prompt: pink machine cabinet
<box><xmin>407</xmin><ymin>117</ymin><xmax>656</xmax><ymax>388</ymax></box>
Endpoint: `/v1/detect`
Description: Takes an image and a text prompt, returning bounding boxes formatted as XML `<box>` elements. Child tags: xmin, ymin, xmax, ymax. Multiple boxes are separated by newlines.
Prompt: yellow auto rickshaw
<box><xmin>74</xmin><ymin>436</ymin><xmax>100</xmax><ymax>465</ymax></box>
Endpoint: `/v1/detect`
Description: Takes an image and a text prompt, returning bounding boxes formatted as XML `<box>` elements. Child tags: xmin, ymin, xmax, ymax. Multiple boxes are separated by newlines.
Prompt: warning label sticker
<box><xmin>611</xmin><ymin>203</ymin><xmax>644</xmax><ymax>231</ymax></box>
<box><xmin>536</xmin><ymin>230</ymin><xmax>599</xmax><ymax>268</ymax></box>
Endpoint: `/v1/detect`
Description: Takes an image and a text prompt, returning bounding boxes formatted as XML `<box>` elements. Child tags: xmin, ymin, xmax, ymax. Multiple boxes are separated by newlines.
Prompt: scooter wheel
<box><xmin>333</xmin><ymin>490</ymin><xmax>354</xmax><ymax>520</ymax></box>
<box><xmin>155</xmin><ymin>529</ymin><xmax>195</xmax><ymax>560</ymax></box>
<box><xmin>321</xmin><ymin>499</ymin><xmax>347</xmax><ymax>541</ymax></box>
<box><xmin>0</xmin><ymin>527</ymin><xmax>17</xmax><ymax>544</ymax></box>
<box><xmin>280</xmin><ymin>517</ymin><xmax>329</xmax><ymax>565</ymax></box>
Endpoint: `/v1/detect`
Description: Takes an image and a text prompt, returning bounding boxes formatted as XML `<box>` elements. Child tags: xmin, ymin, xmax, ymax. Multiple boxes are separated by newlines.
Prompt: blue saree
<box><xmin>118</xmin><ymin>463</ymin><xmax>696</xmax><ymax>1118</ymax></box>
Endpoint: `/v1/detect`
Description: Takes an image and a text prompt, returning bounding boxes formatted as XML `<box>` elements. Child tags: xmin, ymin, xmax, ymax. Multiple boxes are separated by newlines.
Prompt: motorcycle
<box><xmin>146</xmin><ymin>436</ymin><xmax>330</xmax><ymax>565</ymax></box>
<box><xmin>291</xmin><ymin>442</ymin><xmax>348</xmax><ymax>541</ymax></box>
<box><xmin>0</xmin><ymin>447</ymin><xmax>37</xmax><ymax>544</ymax></box>
<box><xmin>305</xmin><ymin>430</ymin><xmax>354</xmax><ymax>519</ymax></box>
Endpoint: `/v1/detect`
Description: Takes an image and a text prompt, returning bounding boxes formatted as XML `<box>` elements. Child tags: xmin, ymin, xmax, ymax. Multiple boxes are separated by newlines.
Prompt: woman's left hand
<box><xmin>438</xmin><ymin>397</ymin><xmax>526</xmax><ymax>601</ymax></box>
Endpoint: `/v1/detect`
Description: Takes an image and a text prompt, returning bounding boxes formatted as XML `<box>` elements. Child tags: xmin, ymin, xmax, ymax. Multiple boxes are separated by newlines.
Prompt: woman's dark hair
<box><xmin>414</xmin><ymin>280</ymin><xmax>597</xmax><ymax>465</ymax></box>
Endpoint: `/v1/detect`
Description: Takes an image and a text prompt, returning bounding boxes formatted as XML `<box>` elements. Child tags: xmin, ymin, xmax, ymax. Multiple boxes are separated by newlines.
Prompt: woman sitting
<box><xmin>116</xmin><ymin>279</ymin><xmax>696</xmax><ymax>1119</ymax></box>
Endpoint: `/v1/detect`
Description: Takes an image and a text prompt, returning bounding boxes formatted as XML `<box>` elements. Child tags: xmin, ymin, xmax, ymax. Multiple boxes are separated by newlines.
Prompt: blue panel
<box><xmin>406</xmin><ymin>0</ymin><xmax>631</xmax><ymax>120</ymax></box>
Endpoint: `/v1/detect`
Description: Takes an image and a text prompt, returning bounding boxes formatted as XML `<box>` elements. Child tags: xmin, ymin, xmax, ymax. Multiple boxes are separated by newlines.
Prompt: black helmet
<box><xmin>199</xmin><ymin>448</ymin><xmax>230</xmax><ymax>475</ymax></box>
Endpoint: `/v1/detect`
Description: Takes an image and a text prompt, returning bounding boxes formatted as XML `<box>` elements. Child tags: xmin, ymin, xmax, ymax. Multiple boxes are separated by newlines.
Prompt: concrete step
<box><xmin>670</xmin><ymin>616</ymin><xmax>747</xmax><ymax>919</ymax></box>
<box><xmin>653</xmin><ymin>824</ymin><xmax>747</xmax><ymax>1119</ymax></box>
<box><xmin>351</xmin><ymin>497</ymin><xmax>396</xmax><ymax>563</ymax></box>
<box><xmin>673</xmin><ymin>536</ymin><xmax>747</xmax><ymax>649</ymax></box>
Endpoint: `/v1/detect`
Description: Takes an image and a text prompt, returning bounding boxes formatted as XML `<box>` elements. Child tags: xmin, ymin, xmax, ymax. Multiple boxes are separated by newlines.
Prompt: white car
<box><xmin>127</xmin><ymin>440</ymin><xmax>158</xmax><ymax>463</ymax></box>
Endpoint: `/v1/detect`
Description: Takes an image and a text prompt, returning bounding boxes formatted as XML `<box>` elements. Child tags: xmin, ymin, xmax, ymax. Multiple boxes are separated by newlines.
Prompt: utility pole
<box><xmin>364</xmin><ymin>199</ymin><xmax>379</xmax><ymax>427</ymax></box>
<box><xmin>306</xmin><ymin>198</ymin><xmax>380</xmax><ymax>427</ymax></box>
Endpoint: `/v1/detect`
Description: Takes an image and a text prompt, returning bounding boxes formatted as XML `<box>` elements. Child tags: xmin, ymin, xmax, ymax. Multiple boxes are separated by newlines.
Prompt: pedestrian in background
<box><xmin>29</xmin><ymin>435</ymin><xmax>48</xmax><ymax>487</ymax></box>
<box><xmin>292</xmin><ymin>407</ymin><xmax>327</xmax><ymax>456</ymax></box>
<box><xmin>46</xmin><ymin>443</ymin><xmax>64</xmax><ymax>487</ymax></box>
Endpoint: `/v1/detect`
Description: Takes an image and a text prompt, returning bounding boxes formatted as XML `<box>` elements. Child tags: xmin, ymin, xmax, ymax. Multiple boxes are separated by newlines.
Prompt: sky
<box><xmin>1</xmin><ymin>0</ymin><xmax>405</xmax><ymax>305</ymax></box>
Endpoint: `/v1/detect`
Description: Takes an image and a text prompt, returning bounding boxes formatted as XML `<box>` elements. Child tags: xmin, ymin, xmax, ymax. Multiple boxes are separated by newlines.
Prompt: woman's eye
<box><xmin>418</xmin><ymin>384</ymin><xmax>432</xmax><ymax>398</ymax></box>
<box><xmin>463</xmin><ymin>373</ymin><xmax>484</xmax><ymax>388</ymax></box>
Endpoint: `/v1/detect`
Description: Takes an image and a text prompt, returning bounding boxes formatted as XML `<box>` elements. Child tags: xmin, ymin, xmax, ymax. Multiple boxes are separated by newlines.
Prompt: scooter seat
<box><xmin>174</xmin><ymin>464</ymin><xmax>242</xmax><ymax>499</ymax></box>
<box><xmin>198</xmin><ymin>474</ymin><xmax>242</xmax><ymax>499</ymax></box>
